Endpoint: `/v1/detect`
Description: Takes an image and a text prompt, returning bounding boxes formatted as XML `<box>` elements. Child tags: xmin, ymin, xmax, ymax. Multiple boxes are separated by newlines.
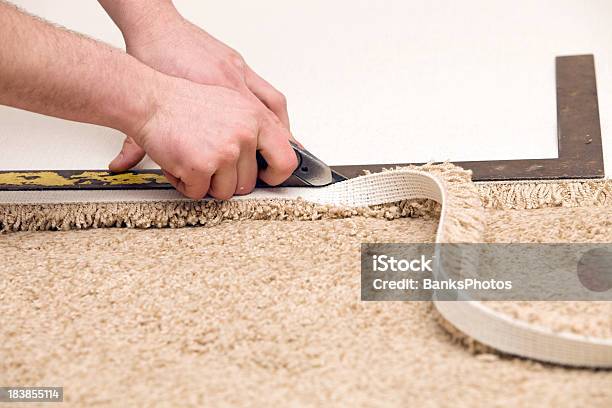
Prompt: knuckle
<box><xmin>236</xmin><ymin>130</ymin><xmax>257</xmax><ymax>147</ymax></box>
<box><xmin>228</xmin><ymin>52</ymin><xmax>246</xmax><ymax>70</ymax></box>
<box><xmin>186</xmin><ymin>162</ymin><xmax>214</xmax><ymax>177</ymax></box>
<box><xmin>217</xmin><ymin>145</ymin><xmax>240</xmax><ymax>165</ymax></box>
<box><xmin>272</xmin><ymin>91</ymin><xmax>287</xmax><ymax>109</ymax></box>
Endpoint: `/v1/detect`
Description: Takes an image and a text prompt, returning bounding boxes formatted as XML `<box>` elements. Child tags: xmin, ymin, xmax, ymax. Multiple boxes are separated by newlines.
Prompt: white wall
<box><xmin>1</xmin><ymin>0</ymin><xmax>610</xmax><ymax>172</ymax></box>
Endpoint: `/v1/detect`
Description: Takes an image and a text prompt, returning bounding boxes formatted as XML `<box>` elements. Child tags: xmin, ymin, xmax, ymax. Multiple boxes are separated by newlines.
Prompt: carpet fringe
<box><xmin>478</xmin><ymin>179</ymin><xmax>612</xmax><ymax>210</ymax></box>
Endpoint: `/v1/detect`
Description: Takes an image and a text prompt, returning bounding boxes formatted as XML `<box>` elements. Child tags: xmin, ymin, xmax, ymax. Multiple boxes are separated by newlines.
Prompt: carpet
<box><xmin>1</xmin><ymin>164</ymin><xmax>611</xmax><ymax>406</ymax></box>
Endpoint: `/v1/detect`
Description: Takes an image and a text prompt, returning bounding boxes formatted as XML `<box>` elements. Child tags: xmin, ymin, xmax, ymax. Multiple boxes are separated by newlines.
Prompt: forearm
<box><xmin>0</xmin><ymin>1</ymin><xmax>158</xmax><ymax>135</ymax></box>
<box><xmin>98</xmin><ymin>0</ymin><xmax>179</xmax><ymax>42</ymax></box>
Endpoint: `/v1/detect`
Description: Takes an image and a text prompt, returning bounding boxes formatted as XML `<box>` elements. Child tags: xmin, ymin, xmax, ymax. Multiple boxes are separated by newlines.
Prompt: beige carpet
<box><xmin>1</xmin><ymin>166</ymin><xmax>612</xmax><ymax>406</ymax></box>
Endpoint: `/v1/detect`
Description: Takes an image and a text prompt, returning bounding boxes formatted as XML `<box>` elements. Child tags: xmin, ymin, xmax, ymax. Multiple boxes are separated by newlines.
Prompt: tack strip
<box><xmin>1</xmin><ymin>163</ymin><xmax>611</xmax><ymax>367</ymax></box>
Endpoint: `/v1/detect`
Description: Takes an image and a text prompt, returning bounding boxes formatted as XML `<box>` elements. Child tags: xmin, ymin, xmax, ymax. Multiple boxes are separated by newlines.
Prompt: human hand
<box><xmin>109</xmin><ymin>5</ymin><xmax>294</xmax><ymax>187</ymax></box>
<box><xmin>124</xmin><ymin>11</ymin><xmax>289</xmax><ymax>126</ymax></box>
<box><xmin>125</xmin><ymin>74</ymin><xmax>297</xmax><ymax>200</ymax></box>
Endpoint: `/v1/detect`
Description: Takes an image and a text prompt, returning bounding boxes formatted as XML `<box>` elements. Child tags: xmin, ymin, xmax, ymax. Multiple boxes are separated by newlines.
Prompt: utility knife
<box><xmin>256</xmin><ymin>141</ymin><xmax>347</xmax><ymax>187</ymax></box>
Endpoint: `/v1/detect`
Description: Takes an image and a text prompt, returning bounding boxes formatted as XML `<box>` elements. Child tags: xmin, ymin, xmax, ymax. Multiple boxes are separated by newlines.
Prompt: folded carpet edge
<box><xmin>0</xmin><ymin>198</ymin><xmax>440</xmax><ymax>233</ymax></box>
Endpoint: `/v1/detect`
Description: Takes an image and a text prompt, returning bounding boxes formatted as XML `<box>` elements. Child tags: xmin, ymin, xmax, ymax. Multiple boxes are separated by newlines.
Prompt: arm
<box><xmin>0</xmin><ymin>1</ymin><xmax>297</xmax><ymax>199</ymax></box>
<box><xmin>97</xmin><ymin>0</ymin><xmax>177</xmax><ymax>41</ymax></box>
<box><xmin>97</xmin><ymin>0</ymin><xmax>295</xmax><ymax>170</ymax></box>
<box><xmin>0</xmin><ymin>1</ymin><xmax>154</xmax><ymax>137</ymax></box>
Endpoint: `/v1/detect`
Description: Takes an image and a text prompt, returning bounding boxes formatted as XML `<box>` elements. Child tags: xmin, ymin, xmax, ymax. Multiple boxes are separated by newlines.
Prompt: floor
<box><xmin>1</xmin><ymin>0</ymin><xmax>611</xmax><ymax>173</ymax></box>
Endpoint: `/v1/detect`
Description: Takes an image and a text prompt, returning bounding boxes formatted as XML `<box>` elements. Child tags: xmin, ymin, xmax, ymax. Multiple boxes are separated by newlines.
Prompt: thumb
<box><xmin>109</xmin><ymin>137</ymin><xmax>146</xmax><ymax>172</ymax></box>
<box><xmin>257</xmin><ymin>117</ymin><xmax>298</xmax><ymax>186</ymax></box>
